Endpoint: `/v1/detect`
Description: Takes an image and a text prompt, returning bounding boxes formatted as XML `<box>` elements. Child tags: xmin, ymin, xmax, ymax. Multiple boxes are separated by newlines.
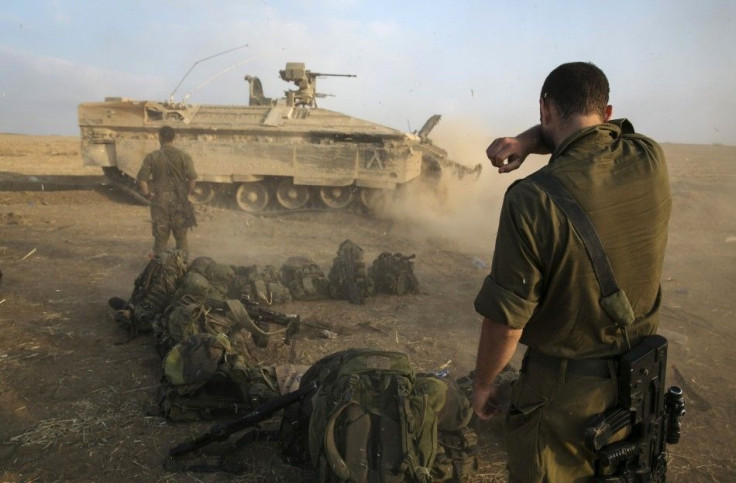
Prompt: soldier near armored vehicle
<box><xmin>473</xmin><ymin>62</ymin><xmax>672</xmax><ymax>481</ymax></box>
<box><xmin>137</xmin><ymin>126</ymin><xmax>198</xmax><ymax>255</ymax></box>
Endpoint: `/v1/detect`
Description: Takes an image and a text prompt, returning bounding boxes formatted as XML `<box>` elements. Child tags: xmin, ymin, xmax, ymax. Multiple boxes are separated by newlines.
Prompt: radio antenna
<box><xmin>169</xmin><ymin>43</ymin><xmax>249</xmax><ymax>102</ymax></box>
<box><xmin>182</xmin><ymin>54</ymin><xmax>270</xmax><ymax>103</ymax></box>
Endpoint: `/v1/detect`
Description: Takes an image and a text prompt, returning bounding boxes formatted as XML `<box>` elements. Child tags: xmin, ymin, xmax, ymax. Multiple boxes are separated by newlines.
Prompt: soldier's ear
<box><xmin>604</xmin><ymin>105</ymin><xmax>613</xmax><ymax>122</ymax></box>
<box><xmin>539</xmin><ymin>98</ymin><xmax>557</xmax><ymax>126</ymax></box>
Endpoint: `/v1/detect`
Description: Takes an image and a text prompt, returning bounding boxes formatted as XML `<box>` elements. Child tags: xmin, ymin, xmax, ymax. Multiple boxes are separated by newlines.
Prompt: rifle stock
<box><xmin>585</xmin><ymin>335</ymin><xmax>684</xmax><ymax>482</ymax></box>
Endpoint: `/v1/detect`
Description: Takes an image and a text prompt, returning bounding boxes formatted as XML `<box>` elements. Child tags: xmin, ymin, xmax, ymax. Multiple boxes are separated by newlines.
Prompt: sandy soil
<box><xmin>0</xmin><ymin>133</ymin><xmax>734</xmax><ymax>482</ymax></box>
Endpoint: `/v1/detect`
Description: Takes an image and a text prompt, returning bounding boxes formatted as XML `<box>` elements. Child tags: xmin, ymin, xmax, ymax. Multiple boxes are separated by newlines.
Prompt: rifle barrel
<box><xmin>169</xmin><ymin>381</ymin><xmax>316</xmax><ymax>457</ymax></box>
<box><xmin>311</xmin><ymin>73</ymin><xmax>356</xmax><ymax>78</ymax></box>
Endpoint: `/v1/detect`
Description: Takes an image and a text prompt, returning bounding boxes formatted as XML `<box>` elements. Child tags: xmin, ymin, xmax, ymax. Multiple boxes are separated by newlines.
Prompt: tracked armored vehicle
<box><xmin>78</xmin><ymin>62</ymin><xmax>480</xmax><ymax>213</ymax></box>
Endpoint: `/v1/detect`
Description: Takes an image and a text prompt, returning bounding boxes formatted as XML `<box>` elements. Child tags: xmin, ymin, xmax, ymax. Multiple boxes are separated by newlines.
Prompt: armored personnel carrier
<box><xmin>78</xmin><ymin>62</ymin><xmax>480</xmax><ymax>213</ymax></box>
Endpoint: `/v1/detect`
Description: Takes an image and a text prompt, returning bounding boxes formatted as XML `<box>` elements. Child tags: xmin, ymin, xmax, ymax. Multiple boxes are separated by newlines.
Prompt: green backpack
<box><xmin>203</xmin><ymin>263</ymin><xmax>237</xmax><ymax>299</ymax></box>
<box><xmin>187</xmin><ymin>256</ymin><xmax>216</xmax><ymax>277</ymax></box>
<box><xmin>159</xmin><ymin>298</ymin><xmax>283</xmax><ymax>357</ymax></box>
<box><xmin>170</xmin><ymin>271</ymin><xmax>213</xmax><ymax>306</ymax></box>
<box><xmin>159</xmin><ymin>332</ymin><xmax>280</xmax><ymax>422</ymax></box>
<box><xmin>122</xmin><ymin>249</ymin><xmax>188</xmax><ymax>333</ymax></box>
<box><xmin>328</xmin><ymin>240</ymin><xmax>374</xmax><ymax>304</ymax></box>
<box><xmin>280</xmin><ymin>256</ymin><xmax>330</xmax><ymax>301</ymax></box>
<box><xmin>280</xmin><ymin>349</ymin><xmax>478</xmax><ymax>482</ymax></box>
<box><xmin>234</xmin><ymin>264</ymin><xmax>292</xmax><ymax>305</ymax></box>
<box><xmin>369</xmin><ymin>252</ymin><xmax>420</xmax><ymax>295</ymax></box>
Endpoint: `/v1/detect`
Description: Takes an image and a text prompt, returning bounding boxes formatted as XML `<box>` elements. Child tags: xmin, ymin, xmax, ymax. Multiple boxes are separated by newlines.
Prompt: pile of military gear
<box><xmin>108</xmin><ymin>240</ymin><xmax>421</xmax><ymax>421</ymax></box>
<box><xmin>108</xmin><ymin>248</ymin><xmax>478</xmax><ymax>479</ymax></box>
<box><xmin>109</xmin><ymin>249</ymin><xmax>189</xmax><ymax>336</ymax></box>
<box><xmin>109</xmin><ymin>251</ymin><xmax>296</xmax><ymax>421</ymax></box>
<box><xmin>171</xmin><ymin>349</ymin><xmax>480</xmax><ymax>481</ymax></box>
<box><xmin>109</xmin><ymin>239</ymin><xmax>418</xmax><ymax>325</ymax></box>
<box><xmin>326</xmin><ymin>239</ymin><xmax>419</xmax><ymax>304</ymax></box>
<box><xmin>157</xmin><ymin>264</ymin><xmax>290</xmax><ymax>420</ymax></box>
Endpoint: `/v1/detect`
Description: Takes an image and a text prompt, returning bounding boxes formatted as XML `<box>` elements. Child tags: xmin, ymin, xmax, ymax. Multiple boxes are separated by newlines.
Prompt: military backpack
<box><xmin>159</xmin><ymin>332</ymin><xmax>280</xmax><ymax>422</ymax></box>
<box><xmin>280</xmin><ymin>256</ymin><xmax>330</xmax><ymax>301</ymax></box>
<box><xmin>115</xmin><ymin>249</ymin><xmax>188</xmax><ymax>334</ymax></box>
<box><xmin>234</xmin><ymin>264</ymin><xmax>292</xmax><ymax>305</ymax></box>
<box><xmin>369</xmin><ymin>252</ymin><xmax>420</xmax><ymax>295</ymax></box>
<box><xmin>279</xmin><ymin>349</ymin><xmax>478</xmax><ymax>482</ymax></box>
<box><xmin>328</xmin><ymin>240</ymin><xmax>374</xmax><ymax>304</ymax></box>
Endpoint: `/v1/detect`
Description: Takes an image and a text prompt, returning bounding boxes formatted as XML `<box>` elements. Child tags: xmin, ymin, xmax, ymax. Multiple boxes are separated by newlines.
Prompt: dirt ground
<box><xmin>0</xmin><ymin>133</ymin><xmax>734</xmax><ymax>482</ymax></box>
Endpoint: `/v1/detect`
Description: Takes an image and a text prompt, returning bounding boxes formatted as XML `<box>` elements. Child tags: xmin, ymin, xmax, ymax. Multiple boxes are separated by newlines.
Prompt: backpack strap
<box><xmin>321</xmin><ymin>374</ymin><xmax>361</xmax><ymax>480</ymax></box>
<box><xmin>323</xmin><ymin>401</ymin><xmax>357</xmax><ymax>480</ymax></box>
<box><xmin>397</xmin><ymin>376</ymin><xmax>433</xmax><ymax>482</ymax></box>
<box><xmin>529</xmin><ymin>171</ymin><xmax>635</xmax><ymax>349</ymax></box>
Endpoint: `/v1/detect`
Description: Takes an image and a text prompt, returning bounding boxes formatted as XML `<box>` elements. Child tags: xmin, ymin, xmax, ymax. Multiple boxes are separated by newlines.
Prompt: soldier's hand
<box><xmin>486</xmin><ymin>137</ymin><xmax>529</xmax><ymax>174</ymax></box>
<box><xmin>473</xmin><ymin>383</ymin><xmax>502</xmax><ymax>421</ymax></box>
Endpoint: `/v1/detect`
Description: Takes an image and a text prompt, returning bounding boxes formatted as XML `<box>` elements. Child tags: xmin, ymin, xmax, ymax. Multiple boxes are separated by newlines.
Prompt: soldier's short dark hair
<box><xmin>540</xmin><ymin>62</ymin><xmax>609</xmax><ymax>120</ymax></box>
<box><xmin>159</xmin><ymin>125</ymin><xmax>175</xmax><ymax>143</ymax></box>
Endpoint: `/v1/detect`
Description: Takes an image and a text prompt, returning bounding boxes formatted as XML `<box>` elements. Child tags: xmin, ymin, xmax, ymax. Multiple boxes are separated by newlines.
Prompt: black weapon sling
<box><xmin>529</xmin><ymin>171</ymin><xmax>635</xmax><ymax>349</ymax></box>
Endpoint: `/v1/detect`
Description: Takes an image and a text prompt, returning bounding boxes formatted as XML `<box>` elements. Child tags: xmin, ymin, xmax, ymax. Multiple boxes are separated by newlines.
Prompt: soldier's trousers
<box><xmin>150</xmin><ymin>194</ymin><xmax>189</xmax><ymax>255</ymax></box>
<box><xmin>503</xmin><ymin>351</ymin><xmax>619</xmax><ymax>483</ymax></box>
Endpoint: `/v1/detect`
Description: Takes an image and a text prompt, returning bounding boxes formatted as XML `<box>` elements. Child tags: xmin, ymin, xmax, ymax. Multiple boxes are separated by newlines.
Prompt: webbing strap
<box><xmin>529</xmin><ymin>172</ymin><xmax>634</xmax><ymax>347</ymax></box>
<box><xmin>529</xmin><ymin>172</ymin><xmax>619</xmax><ymax>297</ymax></box>
<box><xmin>323</xmin><ymin>401</ymin><xmax>354</xmax><ymax>480</ymax></box>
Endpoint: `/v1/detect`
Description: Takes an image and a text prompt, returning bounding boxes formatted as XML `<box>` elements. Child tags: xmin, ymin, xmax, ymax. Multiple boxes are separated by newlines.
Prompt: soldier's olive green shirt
<box><xmin>136</xmin><ymin>144</ymin><xmax>197</xmax><ymax>193</ymax></box>
<box><xmin>475</xmin><ymin>120</ymin><xmax>671</xmax><ymax>358</ymax></box>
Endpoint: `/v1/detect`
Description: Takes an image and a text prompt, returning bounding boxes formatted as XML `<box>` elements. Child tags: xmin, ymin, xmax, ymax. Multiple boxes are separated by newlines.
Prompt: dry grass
<box><xmin>8</xmin><ymin>395</ymin><xmax>139</xmax><ymax>450</ymax></box>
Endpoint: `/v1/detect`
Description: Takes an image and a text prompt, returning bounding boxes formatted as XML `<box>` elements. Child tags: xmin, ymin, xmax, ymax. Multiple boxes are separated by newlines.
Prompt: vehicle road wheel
<box><xmin>235</xmin><ymin>182</ymin><xmax>270</xmax><ymax>212</ymax></box>
<box><xmin>359</xmin><ymin>188</ymin><xmax>389</xmax><ymax>212</ymax></box>
<box><xmin>276</xmin><ymin>178</ymin><xmax>310</xmax><ymax>210</ymax></box>
<box><xmin>319</xmin><ymin>186</ymin><xmax>355</xmax><ymax>209</ymax></box>
<box><xmin>189</xmin><ymin>183</ymin><xmax>216</xmax><ymax>204</ymax></box>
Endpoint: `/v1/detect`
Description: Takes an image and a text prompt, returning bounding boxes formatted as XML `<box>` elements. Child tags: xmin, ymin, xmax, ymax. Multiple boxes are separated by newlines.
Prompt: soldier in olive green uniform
<box><xmin>137</xmin><ymin>126</ymin><xmax>198</xmax><ymax>255</ymax></box>
<box><xmin>472</xmin><ymin>63</ymin><xmax>671</xmax><ymax>482</ymax></box>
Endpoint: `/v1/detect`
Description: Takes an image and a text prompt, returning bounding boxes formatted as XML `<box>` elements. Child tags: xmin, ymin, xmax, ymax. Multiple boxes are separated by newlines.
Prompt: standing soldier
<box><xmin>472</xmin><ymin>62</ymin><xmax>671</xmax><ymax>481</ymax></box>
<box><xmin>137</xmin><ymin>126</ymin><xmax>198</xmax><ymax>255</ymax></box>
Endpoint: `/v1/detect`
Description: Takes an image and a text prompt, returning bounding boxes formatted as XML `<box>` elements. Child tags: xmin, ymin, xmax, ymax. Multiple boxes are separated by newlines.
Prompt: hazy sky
<box><xmin>1</xmin><ymin>0</ymin><xmax>734</xmax><ymax>149</ymax></box>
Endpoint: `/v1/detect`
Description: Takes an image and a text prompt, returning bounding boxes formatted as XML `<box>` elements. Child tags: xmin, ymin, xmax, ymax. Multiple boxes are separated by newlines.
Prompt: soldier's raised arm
<box><xmin>486</xmin><ymin>124</ymin><xmax>551</xmax><ymax>173</ymax></box>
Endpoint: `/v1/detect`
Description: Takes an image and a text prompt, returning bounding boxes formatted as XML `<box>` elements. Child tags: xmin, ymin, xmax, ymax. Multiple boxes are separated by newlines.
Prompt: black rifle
<box><xmin>585</xmin><ymin>335</ymin><xmax>685</xmax><ymax>482</ymax></box>
<box><xmin>169</xmin><ymin>380</ymin><xmax>317</xmax><ymax>457</ymax></box>
<box><xmin>206</xmin><ymin>296</ymin><xmax>332</xmax><ymax>347</ymax></box>
<box><xmin>240</xmin><ymin>295</ymin><xmax>337</xmax><ymax>346</ymax></box>
<box><xmin>240</xmin><ymin>295</ymin><xmax>302</xmax><ymax>347</ymax></box>
<box><xmin>240</xmin><ymin>295</ymin><xmax>300</xmax><ymax>327</ymax></box>
<box><xmin>205</xmin><ymin>296</ymin><xmax>300</xmax><ymax>328</ymax></box>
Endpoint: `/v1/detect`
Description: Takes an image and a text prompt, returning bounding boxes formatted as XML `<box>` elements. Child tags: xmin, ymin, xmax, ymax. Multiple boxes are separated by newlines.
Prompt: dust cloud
<box><xmin>378</xmin><ymin>120</ymin><xmax>545</xmax><ymax>256</ymax></box>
